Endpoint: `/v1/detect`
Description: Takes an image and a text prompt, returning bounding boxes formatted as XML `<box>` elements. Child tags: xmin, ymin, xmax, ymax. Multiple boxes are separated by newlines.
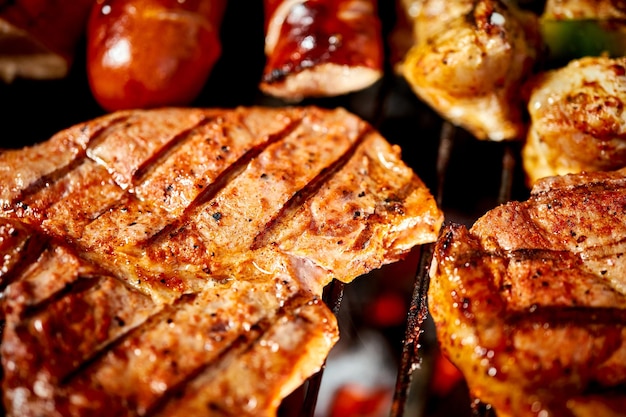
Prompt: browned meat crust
<box><xmin>522</xmin><ymin>56</ymin><xmax>626</xmax><ymax>185</ymax></box>
<box><xmin>429</xmin><ymin>168</ymin><xmax>626</xmax><ymax>417</ymax></box>
<box><xmin>0</xmin><ymin>106</ymin><xmax>443</xmax><ymax>416</ymax></box>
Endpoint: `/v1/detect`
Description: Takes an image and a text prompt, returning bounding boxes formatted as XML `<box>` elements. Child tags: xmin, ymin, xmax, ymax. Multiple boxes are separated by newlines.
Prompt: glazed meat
<box><xmin>0</xmin><ymin>106</ymin><xmax>443</xmax><ymax>416</ymax></box>
<box><xmin>261</xmin><ymin>0</ymin><xmax>384</xmax><ymax>101</ymax></box>
<box><xmin>429</xmin><ymin>168</ymin><xmax>626</xmax><ymax>417</ymax></box>
<box><xmin>522</xmin><ymin>56</ymin><xmax>626</xmax><ymax>185</ymax></box>
<box><xmin>398</xmin><ymin>0</ymin><xmax>542</xmax><ymax>141</ymax></box>
<box><xmin>0</xmin><ymin>0</ymin><xmax>94</xmax><ymax>82</ymax></box>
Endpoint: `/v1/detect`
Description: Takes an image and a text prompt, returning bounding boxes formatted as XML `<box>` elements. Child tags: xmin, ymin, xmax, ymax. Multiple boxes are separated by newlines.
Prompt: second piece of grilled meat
<box><xmin>429</xmin><ymin>167</ymin><xmax>626</xmax><ymax>417</ymax></box>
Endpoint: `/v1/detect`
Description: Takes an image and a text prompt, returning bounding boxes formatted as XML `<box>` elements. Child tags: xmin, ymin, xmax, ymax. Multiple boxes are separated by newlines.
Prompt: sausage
<box><xmin>86</xmin><ymin>0</ymin><xmax>227</xmax><ymax>111</ymax></box>
<box><xmin>0</xmin><ymin>0</ymin><xmax>94</xmax><ymax>82</ymax></box>
<box><xmin>261</xmin><ymin>0</ymin><xmax>384</xmax><ymax>102</ymax></box>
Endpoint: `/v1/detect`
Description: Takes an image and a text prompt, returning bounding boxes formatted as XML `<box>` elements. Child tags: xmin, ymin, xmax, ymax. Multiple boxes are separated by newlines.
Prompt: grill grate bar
<box><xmin>389</xmin><ymin>126</ymin><xmax>519</xmax><ymax>417</ymax></box>
<box><xmin>300</xmin><ymin>280</ymin><xmax>345</xmax><ymax>417</ymax></box>
<box><xmin>389</xmin><ymin>120</ymin><xmax>454</xmax><ymax>417</ymax></box>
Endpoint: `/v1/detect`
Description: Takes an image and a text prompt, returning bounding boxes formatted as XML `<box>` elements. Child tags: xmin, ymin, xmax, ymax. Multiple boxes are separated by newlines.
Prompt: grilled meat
<box><xmin>261</xmin><ymin>0</ymin><xmax>384</xmax><ymax>102</ymax></box>
<box><xmin>0</xmin><ymin>0</ymin><xmax>94</xmax><ymax>82</ymax></box>
<box><xmin>522</xmin><ymin>56</ymin><xmax>626</xmax><ymax>185</ymax></box>
<box><xmin>398</xmin><ymin>0</ymin><xmax>542</xmax><ymax>141</ymax></box>
<box><xmin>0</xmin><ymin>105</ymin><xmax>443</xmax><ymax>416</ymax></box>
<box><xmin>86</xmin><ymin>0</ymin><xmax>228</xmax><ymax>111</ymax></box>
<box><xmin>543</xmin><ymin>0</ymin><xmax>626</xmax><ymax>19</ymax></box>
<box><xmin>429</xmin><ymin>168</ymin><xmax>626</xmax><ymax>417</ymax></box>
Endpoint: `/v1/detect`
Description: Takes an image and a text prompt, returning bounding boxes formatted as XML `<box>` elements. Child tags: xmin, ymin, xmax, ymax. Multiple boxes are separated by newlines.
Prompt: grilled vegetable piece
<box><xmin>429</xmin><ymin>167</ymin><xmax>626</xmax><ymax>417</ymax></box>
<box><xmin>0</xmin><ymin>0</ymin><xmax>95</xmax><ymax>82</ymax></box>
<box><xmin>540</xmin><ymin>0</ymin><xmax>626</xmax><ymax>63</ymax></box>
<box><xmin>260</xmin><ymin>0</ymin><xmax>384</xmax><ymax>102</ymax></box>
<box><xmin>86</xmin><ymin>0</ymin><xmax>227</xmax><ymax>111</ymax></box>
<box><xmin>522</xmin><ymin>55</ymin><xmax>626</xmax><ymax>185</ymax></box>
<box><xmin>0</xmin><ymin>106</ymin><xmax>443</xmax><ymax>416</ymax></box>
<box><xmin>398</xmin><ymin>0</ymin><xmax>543</xmax><ymax>141</ymax></box>
<box><xmin>540</xmin><ymin>19</ymin><xmax>626</xmax><ymax>62</ymax></box>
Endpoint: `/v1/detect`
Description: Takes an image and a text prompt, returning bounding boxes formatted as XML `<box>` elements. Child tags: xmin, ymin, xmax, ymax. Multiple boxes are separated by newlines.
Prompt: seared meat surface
<box><xmin>398</xmin><ymin>0</ymin><xmax>542</xmax><ymax>141</ymax></box>
<box><xmin>429</xmin><ymin>168</ymin><xmax>626</xmax><ymax>417</ymax></box>
<box><xmin>523</xmin><ymin>56</ymin><xmax>626</xmax><ymax>185</ymax></box>
<box><xmin>0</xmin><ymin>106</ymin><xmax>442</xmax><ymax>416</ymax></box>
<box><xmin>543</xmin><ymin>0</ymin><xmax>626</xmax><ymax>19</ymax></box>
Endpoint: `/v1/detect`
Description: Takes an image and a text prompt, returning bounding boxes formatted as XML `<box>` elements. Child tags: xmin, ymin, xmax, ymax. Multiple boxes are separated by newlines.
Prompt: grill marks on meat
<box><xmin>429</xmin><ymin>168</ymin><xmax>626</xmax><ymax>417</ymax></box>
<box><xmin>0</xmin><ymin>106</ymin><xmax>443</xmax><ymax>416</ymax></box>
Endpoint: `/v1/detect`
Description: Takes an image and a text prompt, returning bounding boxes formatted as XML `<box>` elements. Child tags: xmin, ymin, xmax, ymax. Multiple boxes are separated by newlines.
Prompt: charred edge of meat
<box><xmin>144</xmin><ymin>292</ymin><xmax>316</xmax><ymax>416</ymax></box>
<box><xmin>263</xmin><ymin>67</ymin><xmax>292</xmax><ymax>84</ymax></box>
<box><xmin>532</xmin><ymin>178</ymin><xmax>626</xmax><ymax>198</ymax></box>
<box><xmin>251</xmin><ymin>125</ymin><xmax>372</xmax><ymax>250</ymax></box>
<box><xmin>19</xmin><ymin>273</ymin><xmax>103</xmax><ymax>321</ymax></box>
<box><xmin>0</xmin><ymin>228</ymin><xmax>47</xmax><ymax>292</ymax></box>
<box><xmin>9</xmin><ymin>115</ymin><xmax>131</xmax><ymax>208</ymax></box>
<box><xmin>145</xmin><ymin>118</ymin><xmax>303</xmax><ymax>247</ymax></box>
<box><xmin>466</xmin><ymin>0</ymin><xmax>509</xmax><ymax>37</ymax></box>
<box><xmin>58</xmin><ymin>293</ymin><xmax>197</xmax><ymax>385</ymax></box>
<box><xmin>506</xmin><ymin>247</ymin><xmax>576</xmax><ymax>262</ymax></box>
<box><xmin>131</xmin><ymin>116</ymin><xmax>214</xmax><ymax>184</ymax></box>
<box><xmin>506</xmin><ymin>306</ymin><xmax>626</xmax><ymax>327</ymax></box>
<box><xmin>581</xmin><ymin>381</ymin><xmax>626</xmax><ymax>397</ymax></box>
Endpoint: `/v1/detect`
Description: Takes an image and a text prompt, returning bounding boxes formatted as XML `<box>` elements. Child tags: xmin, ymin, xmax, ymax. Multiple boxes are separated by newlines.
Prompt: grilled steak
<box><xmin>429</xmin><ymin>168</ymin><xmax>626</xmax><ymax>416</ymax></box>
<box><xmin>0</xmin><ymin>106</ymin><xmax>443</xmax><ymax>416</ymax></box>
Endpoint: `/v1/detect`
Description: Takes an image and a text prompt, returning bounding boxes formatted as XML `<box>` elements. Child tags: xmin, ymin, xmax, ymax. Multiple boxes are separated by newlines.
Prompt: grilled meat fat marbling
<box><xmin>429</xmin><ymin>168</ymin><xmax>626</xmax><ymax>417</ymax></box>
<box><xmin>0</xmin><ymin>106</ymin><xmax>443</xmax><ymax>416</ymax></box>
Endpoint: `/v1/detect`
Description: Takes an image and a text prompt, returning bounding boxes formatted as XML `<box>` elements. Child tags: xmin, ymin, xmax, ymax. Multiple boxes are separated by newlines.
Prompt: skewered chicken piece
<box><xmin>429</xmin><ymin>167</ymin><xmax>626</xmax><ymax>417</ymax></box>
<box><xmin>260</xmin><ymin>0</ymin><xmax>384</xmax><ymax>102</ymax></box>
<box><xmin>522</xmin><ymin>55</ymin><xmax>626</xmax><ymax>185</ymax></box>
<box><xmin>398</xmin><ymin>0</ymin><xmax>543</xmax><ymax>141</ymax></box>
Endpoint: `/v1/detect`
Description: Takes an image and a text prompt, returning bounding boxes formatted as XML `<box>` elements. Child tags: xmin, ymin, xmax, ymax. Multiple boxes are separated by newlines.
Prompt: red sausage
<box><xmin>87</xmin><ymin>0</ymin><xmax>227</xmax><ymax>111</ymax></box>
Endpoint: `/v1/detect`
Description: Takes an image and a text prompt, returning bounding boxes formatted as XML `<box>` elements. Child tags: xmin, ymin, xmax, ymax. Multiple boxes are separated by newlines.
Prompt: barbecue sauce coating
<box><xmin>263</xmin><ymin>0</ymin><xmax>381</xmax><ymax>81</ymax></box>
<box><xmin>87</xmin><ymin>0</ymin><xmax>226</xmax><ymax>111</ymax></box>
<box><xmin>261</xmin><ymin>0</ymin><xmax>383</xmax><ymax>100</ymax></box>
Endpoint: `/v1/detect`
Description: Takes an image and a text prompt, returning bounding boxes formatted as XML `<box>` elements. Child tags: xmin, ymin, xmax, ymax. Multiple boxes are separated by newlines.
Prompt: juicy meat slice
<box><xmin>0</xmin><ymin>106</ymin><xmax>443</xmax><ymax>416</ymax></box>
<box><xmin>429</xmin><ymin>167</ymin><xmax>626</xmax><ymax>417</ymax></box>
<box><xmin>522</xmin><ymin>56</ymin><xmax>626</xmax><ymax>186</ymax></box>
<box><xmin>399</xmin><ymin>0</ymin><xmax>542</xmax><ymax>141</ymax></box>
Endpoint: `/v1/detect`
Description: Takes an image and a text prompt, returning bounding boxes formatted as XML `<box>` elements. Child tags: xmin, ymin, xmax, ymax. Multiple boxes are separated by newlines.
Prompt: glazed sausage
<box><xmin>261</xmin><ymin>0</ymin><xmax>384</xmax><ymax>102</ymax></box>
<box><xmin>86</xmin><ymin>0</ymin><xmax>227</xmax><ymax>111</ymax></box>
<box><xmin>0</xmin><ymin>0</ymin><xmax>94</xmax><ymax>82</ymax></box>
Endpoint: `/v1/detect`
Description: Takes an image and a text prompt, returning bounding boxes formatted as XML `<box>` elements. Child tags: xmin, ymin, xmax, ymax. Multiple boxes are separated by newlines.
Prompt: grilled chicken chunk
<box><xmin>429</xmin><ymin>168</ymin><xmax>626</xmax><ymax>417</ymax></box>
<box><xmin>398</xmin><ymin>0</ymin><xmax>542</xmax><ymax>141</ymax></box>
<box><xmin>0</xmin><ymin>106</ymin><xmax>443</xmax><ymax>416</ymax></box>
<box><xmin>522</xmin><ymin>56</ymin><xmax>626</xmax><ymax>185</ymax></box>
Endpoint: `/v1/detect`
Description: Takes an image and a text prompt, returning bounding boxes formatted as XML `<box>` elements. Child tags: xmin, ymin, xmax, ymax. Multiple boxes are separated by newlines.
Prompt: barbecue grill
<box><xmin>0</xmin><ymin>0</ymin><xmax>534</xmax><ymax>415</ymax></box>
